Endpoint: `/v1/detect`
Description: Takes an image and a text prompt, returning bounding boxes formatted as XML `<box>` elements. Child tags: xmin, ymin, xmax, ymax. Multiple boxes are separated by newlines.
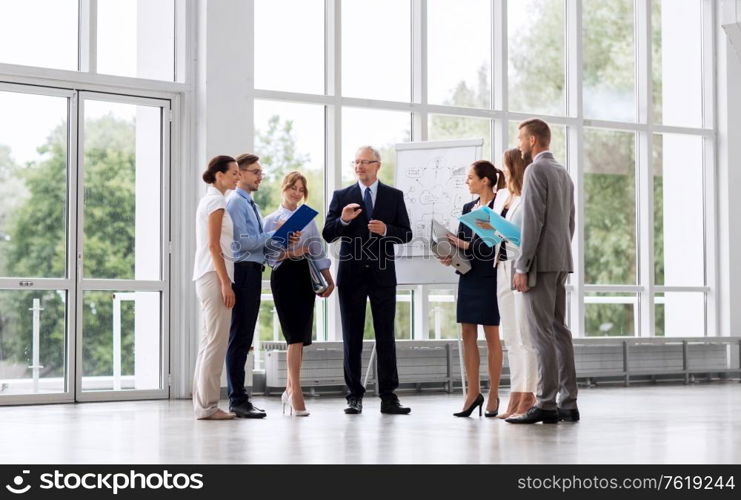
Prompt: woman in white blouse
<box><xmin>491</xmin><ymin>147</ymin><xmax>538</xmax><ymax>419</ymax></box>
<box><xmin>264</xmin><ymin>172</ymin><xmax>335</xmax><ymax>416</ymax></box>
<box><xmin>192</xmin><ymin>155</ymin><xmax>240</xmax><ymax>420</ymax></box>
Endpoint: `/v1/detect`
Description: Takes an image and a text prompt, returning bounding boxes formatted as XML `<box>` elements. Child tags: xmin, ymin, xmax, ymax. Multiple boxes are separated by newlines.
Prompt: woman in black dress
<box><xmin>264</xmin><ymin>172</ymin><xmax>335</xmax><ymax>416</ymax></box>
<box><xmin>440</xmin><ymin>160</ymin><xmax>505</xmax><ymax>417</ymax></box>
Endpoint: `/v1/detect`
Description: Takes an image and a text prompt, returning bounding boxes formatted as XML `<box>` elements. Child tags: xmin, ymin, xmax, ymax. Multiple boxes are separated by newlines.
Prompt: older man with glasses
<box><xmin>322</xmin><ymin>145</ymin><xmax>413</xmax><ymax>415</ymax></box>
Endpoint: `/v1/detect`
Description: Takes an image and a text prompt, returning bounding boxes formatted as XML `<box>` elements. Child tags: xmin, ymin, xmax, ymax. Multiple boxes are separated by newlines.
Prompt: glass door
<box><xmin>0</xmin><ymin>84</ymin><xmax>75</xmax><ymax>404</ymax></box>
<box><xmin>75</xmin><ymin>93</ymin><xmax>170</xmax><ymax>401</ymax></box>
<box><xmin>0</xmin><ymin>86</ymin><xmax>171</xmax><ymax>405</ymax></box>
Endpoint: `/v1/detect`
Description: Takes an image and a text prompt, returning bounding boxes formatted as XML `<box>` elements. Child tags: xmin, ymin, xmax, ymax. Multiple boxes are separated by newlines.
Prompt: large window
<box><xmin>0</xmin><ymin>0</ymin><xmax>178</xmax><ymax>81</ymax></box>
<box><xmin>249</xmin><ymin>0</ymin><xmax>714</xmax><ymax>339</ymax></box>
<box><xmin>0</xmin><ymin>0</ymin><xmax>78</xmax><ymax>70</ymax></box>
<box><xmin>341</xmin><ymin>0</ymin><xmax>411</xmax><ymax>102</ymax></box>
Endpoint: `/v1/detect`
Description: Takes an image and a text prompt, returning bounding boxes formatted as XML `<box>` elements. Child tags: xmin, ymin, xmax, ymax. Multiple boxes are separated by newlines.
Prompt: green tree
<box><xmin>1</xmin><ymin>115</ymin><xmax>137</xmax><ymax>378</ymax></box>
<box><xmin>253</xmin><ymin>115</ymin><xmax>325</xmax><ymax>342</ymax></box>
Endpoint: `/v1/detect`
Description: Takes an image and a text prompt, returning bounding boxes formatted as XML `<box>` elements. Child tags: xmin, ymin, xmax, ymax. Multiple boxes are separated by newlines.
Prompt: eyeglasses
<box><xmin>350</xmin><ymin>159</ymin><xmax>379</xmax><ymax>167</ymax></box>
<box><xmin>244</xmin><ymin>169</ymin><xmax>264</xmax><ymax>178</ymax></box>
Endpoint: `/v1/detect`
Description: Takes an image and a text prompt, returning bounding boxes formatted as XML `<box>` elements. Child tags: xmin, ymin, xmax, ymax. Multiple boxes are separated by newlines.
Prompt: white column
<box><xmin>199</xmin><ymin>0</ymin><xmax>254</xmax><ymax>161</ymax></box>
<box><xmin>718</xmin><ymin>2</ymin><xmax>741</xmax><ymax>337</ymax></box>
<box><xmin>188</xmin><ymin>0</ymin><xmax>255</xmax><ymax>390</ymax></box>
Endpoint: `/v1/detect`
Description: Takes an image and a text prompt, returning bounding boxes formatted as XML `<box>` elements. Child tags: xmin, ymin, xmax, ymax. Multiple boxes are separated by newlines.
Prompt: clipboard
<box><xmin>430</xmin><ymin>219</ymin><xmax>472</xmax><ymax>274</ymax></box>
<box><xmin>272</xmin><ymin>204</ymin><xmax>318</xmax><ymax>248</ymax></box>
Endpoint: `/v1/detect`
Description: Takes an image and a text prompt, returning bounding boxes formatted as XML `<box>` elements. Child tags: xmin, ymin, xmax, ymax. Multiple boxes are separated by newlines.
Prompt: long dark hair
<box><xmin>202</xmin><ymin>155</ymin><xmax>236</xmax><ymax>184</ymax></box>
<box><xmin>471</xmin><ymin>160</ymin><xmax>505</xmax><ymax>191</ymax></box>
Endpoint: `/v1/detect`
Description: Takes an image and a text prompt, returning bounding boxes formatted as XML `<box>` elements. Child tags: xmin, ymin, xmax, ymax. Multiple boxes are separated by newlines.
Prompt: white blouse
<box><xmin>263</xmin><ymin>204</ymin><xmax>331</xmax><ymax>271</ymax></box>
<box><xmin>192</xmin><ymin>186</ymin><xmax>235</xmax><ymax>282</ymax></box>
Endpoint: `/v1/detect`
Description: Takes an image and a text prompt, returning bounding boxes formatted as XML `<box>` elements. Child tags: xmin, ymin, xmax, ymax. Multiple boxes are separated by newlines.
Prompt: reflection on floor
<box><xmin>1</xmin><ymin>383</ymin><xmax>739</xmax><ymax>464</ymax></box>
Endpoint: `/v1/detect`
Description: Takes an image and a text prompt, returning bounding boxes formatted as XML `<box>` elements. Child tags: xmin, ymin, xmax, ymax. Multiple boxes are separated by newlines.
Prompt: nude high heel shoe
<box><xmin>288</xmin><ymin>392</ymin><xmax>310</xmax><ymax>417</ymax></box>
<box><xmin>281</xmin><ymin>390</ymin><xmax>290</xmax><ymax>415</ymax></box>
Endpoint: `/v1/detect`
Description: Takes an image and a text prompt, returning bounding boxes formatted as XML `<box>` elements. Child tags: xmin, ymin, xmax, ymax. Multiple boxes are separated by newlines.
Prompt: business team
<box><xmin>192</xmin><ymin>118</ymin><xmax>578</xmax><ymax>424</ymax></box>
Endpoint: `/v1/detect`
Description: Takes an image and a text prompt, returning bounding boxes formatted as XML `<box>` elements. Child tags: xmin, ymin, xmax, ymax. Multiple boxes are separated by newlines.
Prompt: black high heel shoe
<box><xmin>453</xmin><ymin>394</ymin><xmax>484</xmax><ymax>417</ymax></box>
<box><xmin>485</xmin><ymin>397</ymin><xmax>500</xmax><ymax>418</ymax></box>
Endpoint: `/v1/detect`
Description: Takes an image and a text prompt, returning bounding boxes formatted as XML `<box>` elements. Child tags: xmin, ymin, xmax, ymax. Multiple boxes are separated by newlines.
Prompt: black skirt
<box><xmin>456</xmin><ymin>271</ymin><xmax>500</xmax><ymax>326</ymax></box>
<box><xmin>270</xmin><ymin>258</ymin><xmax>316</xmax><ymax>345</ymax></box>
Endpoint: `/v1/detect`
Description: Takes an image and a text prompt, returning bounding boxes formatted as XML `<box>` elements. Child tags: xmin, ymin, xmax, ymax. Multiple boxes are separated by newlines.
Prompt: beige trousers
<box><xmin>193</xmin><ymin>271</ymin><xmax>231</xmax><ymax>419</ymax></box>
<box><xmin>496</xmin><ymin>262</ymin><xmax>538</xmax><ymax>393</ymax></box>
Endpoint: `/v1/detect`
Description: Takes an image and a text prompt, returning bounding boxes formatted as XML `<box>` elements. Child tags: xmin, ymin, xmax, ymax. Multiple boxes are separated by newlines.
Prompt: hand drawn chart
<box><xmin>395</xmin><ymin>139</ymin><xmax>483</xmax><ymax>257</ymax></box>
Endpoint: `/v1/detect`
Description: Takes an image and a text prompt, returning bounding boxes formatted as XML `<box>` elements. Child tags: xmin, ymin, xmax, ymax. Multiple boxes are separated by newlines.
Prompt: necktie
<box><xmin>363</xmin><ymin>187</ymin><xmax>374</xmax><ymax>220</ymax></box>
<box><xmin>249</xmin><ymin>199</ymin><xmax>264</xmax><ymax>233</ymax></box>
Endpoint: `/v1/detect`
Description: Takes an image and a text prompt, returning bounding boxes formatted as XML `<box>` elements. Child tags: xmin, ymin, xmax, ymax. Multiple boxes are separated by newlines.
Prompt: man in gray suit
<box><xmin>506</xmin><ymin>118</ymin><xmax>580</xmax><ymax>424</ymax></box>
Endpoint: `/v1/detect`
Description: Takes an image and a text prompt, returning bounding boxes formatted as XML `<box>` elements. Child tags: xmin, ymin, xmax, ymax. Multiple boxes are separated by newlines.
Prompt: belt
<box><xmin>236</xmin><ymin>261</ymin><xmax>265</xmax><ymax>272</ymax></box>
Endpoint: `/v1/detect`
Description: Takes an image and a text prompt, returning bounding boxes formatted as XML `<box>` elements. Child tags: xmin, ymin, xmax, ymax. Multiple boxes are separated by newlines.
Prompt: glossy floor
<box><xmin>1</xmin><ymin>383</ymin><xmax>739</xmax><ymax>464</ymax></box>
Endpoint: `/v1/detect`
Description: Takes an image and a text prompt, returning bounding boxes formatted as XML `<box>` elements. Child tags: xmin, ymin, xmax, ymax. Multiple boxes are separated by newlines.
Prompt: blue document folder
<box><xmin>458</xmin><ymin>206</ymin><xmax>521</xmax><ymax>248</ymax></box>
<box><xmin>272</xmin><ymin>204</ymin><xmax>319</xmax><ymax>248</ymax></box>
<box><xmin>484</xmin><ymin>206</ymin><xmax>521</xmax><ymax>247</ymax></box>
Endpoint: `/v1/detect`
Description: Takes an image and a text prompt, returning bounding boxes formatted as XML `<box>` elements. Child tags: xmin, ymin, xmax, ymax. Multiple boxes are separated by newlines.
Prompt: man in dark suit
<box><xmin>322</xmin><ymin>145</ymin><xmax>413</xmax><ymax>415</ymax></box>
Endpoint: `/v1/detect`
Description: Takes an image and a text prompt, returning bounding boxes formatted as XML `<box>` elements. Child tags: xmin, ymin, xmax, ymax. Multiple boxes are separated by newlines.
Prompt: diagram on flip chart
<box><xmin>395</xmin><ymin>139</ymin><xmax>483</xmax><ymax>257</ymax></box>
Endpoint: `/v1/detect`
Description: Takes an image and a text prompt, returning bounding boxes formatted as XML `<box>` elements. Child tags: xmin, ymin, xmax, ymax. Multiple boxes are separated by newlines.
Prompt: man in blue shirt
<box><xmin>225</xmin><ymin>153</ymin><xmax>295</xmax><ymax>418</ymax></box>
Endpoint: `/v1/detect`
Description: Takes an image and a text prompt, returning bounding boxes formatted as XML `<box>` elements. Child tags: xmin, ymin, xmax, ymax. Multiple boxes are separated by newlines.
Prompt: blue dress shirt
<box><xmin>226</xmin><ymin>187</ymin><xmax>275</xmax><ymax>264</ymax></box>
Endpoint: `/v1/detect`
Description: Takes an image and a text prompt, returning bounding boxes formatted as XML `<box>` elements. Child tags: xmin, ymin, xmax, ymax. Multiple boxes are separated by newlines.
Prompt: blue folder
<box><xmin>458</xmin><ymin>206</ymin><xmax>521</xmax><ymax>248</ymax></box>
<box><xmin>483</xmin><ymin>206</ymin><xmax>521</xmax><ymax>247</ymax></box>
<box><xmin>271</xmin><ymin>204</ymin><xmax>319</xmax><ymax>248</ymax></box>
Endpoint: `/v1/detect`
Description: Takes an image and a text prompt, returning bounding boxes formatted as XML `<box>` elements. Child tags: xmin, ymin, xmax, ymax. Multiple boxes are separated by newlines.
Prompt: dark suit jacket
<box><xmin>456</xmin><ymin>198</ymin><xmax>498</xmax><ymax>277</ymax></box>
<box><xmin>322</xmin><ymin>182</ymin><xmax>412</xmax><ymax>288</ymax></box>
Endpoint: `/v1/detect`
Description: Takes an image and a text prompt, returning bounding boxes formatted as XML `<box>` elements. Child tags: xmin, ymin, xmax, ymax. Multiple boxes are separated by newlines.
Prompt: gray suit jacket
<box><xmin>514</xmin><ymin>152</ymin><xmax>575</xmax><ymax>274</ymax></box>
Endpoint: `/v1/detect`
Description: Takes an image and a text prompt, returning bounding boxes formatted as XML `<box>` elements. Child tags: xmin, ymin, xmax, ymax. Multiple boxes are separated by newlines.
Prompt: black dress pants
<box><xmin>338</xmin><ymin>276</ymin><xmax>399</xmax><ymax>399</ymax></box>
<box><xmin>226</xmin><ymin>261</ymin><xmax>262</xmax><ymax>407</ymax></box>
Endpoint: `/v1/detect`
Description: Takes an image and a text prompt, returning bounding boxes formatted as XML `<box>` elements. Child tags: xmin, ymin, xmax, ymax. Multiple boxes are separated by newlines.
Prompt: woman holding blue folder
<box><xmin>440</xmin><ymin>160</ymin><xmax>506</xmax><ymax>417</ymax></box>
<box><xmin>264</xmin><ymin>171</ymin><xmax>335</xmax><ymax>416</ymax></box>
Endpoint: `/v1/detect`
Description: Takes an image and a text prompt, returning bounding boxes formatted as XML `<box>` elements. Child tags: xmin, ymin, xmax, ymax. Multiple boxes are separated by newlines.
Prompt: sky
<box><xmin>0</xmin><ymin>0</ymin><xmax>164</xmax><ymax>165</ymax></box>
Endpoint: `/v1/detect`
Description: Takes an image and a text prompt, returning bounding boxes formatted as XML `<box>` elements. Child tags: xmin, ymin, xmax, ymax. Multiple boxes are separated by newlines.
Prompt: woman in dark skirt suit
<box><xmin>264</xmin><ymin>172</ymin><xmax>335</xmax><ymax>417</ymax></box>
<box><xmin>439</xmin><ymin>160</ymin><xmax>505</xmax><ymax>417</ymax></box>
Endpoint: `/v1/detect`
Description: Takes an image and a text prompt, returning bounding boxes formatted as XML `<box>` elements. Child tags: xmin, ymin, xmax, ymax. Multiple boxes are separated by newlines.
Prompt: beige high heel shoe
<box><xmin>288</xmin><ymin>392</ymin><xmax>310</xmax><ymax>417</ymax></box>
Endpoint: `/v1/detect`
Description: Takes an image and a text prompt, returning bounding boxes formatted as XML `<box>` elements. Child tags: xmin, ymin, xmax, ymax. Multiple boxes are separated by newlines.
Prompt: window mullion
<box><xmin>78</xmin><ymin>0</ymin><xmax>98</xmax><ymax>73</ymax></box>
<box><xmin>566</xmin><ymin>0</ymin><xmax>585</xmax><ymax>337</ymax></box>
<box><xmin>411</xmin><ymin>0</ymin><xmax>428</xmax><ymax>141</ymax></box>
<box><xmin>493</xmin><ymin>0</ymin><xmax>507</xmax><ymax>159</ymax></box>
<box><xmin>636</xmin><ymin>0</ymin><xmax>655</xmax><ymax>337</ymax></box>
<box><xmin>325</xmin><ymin>0</ymin><xmax>343</xmax><ymax>342</ymax></box>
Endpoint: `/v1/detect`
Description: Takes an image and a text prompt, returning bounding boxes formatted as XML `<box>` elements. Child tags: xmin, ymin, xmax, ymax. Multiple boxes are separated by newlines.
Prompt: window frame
<box><xmin>248</xmin><ymin>0</ymin><xmax>717</xmax><ymax>339</ymax></box>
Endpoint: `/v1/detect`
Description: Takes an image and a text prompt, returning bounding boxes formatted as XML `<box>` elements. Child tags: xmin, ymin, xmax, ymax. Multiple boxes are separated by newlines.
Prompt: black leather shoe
<box><xmin>505</xmin><ymin>406</ymin><xmax>558</xmax><ymax>424</ymax></box>
<box><xmin>558</xmin><ymin>407</ymin><xmax>580</xmax><ymax>422</ymax></box>
<box><xmin>380</xmin><ymin>395</ymin><xmax>411</xmax><ymax>415</ymax></box>
<box><xmin>344</xmin><ymin>396</ymin><xmax>363</xmax><ymax>414</ymax></box>
<box><xmin>230</xmin><ymin>400</ymin><xmax>267</xmax><ymax>419</ymax></box>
